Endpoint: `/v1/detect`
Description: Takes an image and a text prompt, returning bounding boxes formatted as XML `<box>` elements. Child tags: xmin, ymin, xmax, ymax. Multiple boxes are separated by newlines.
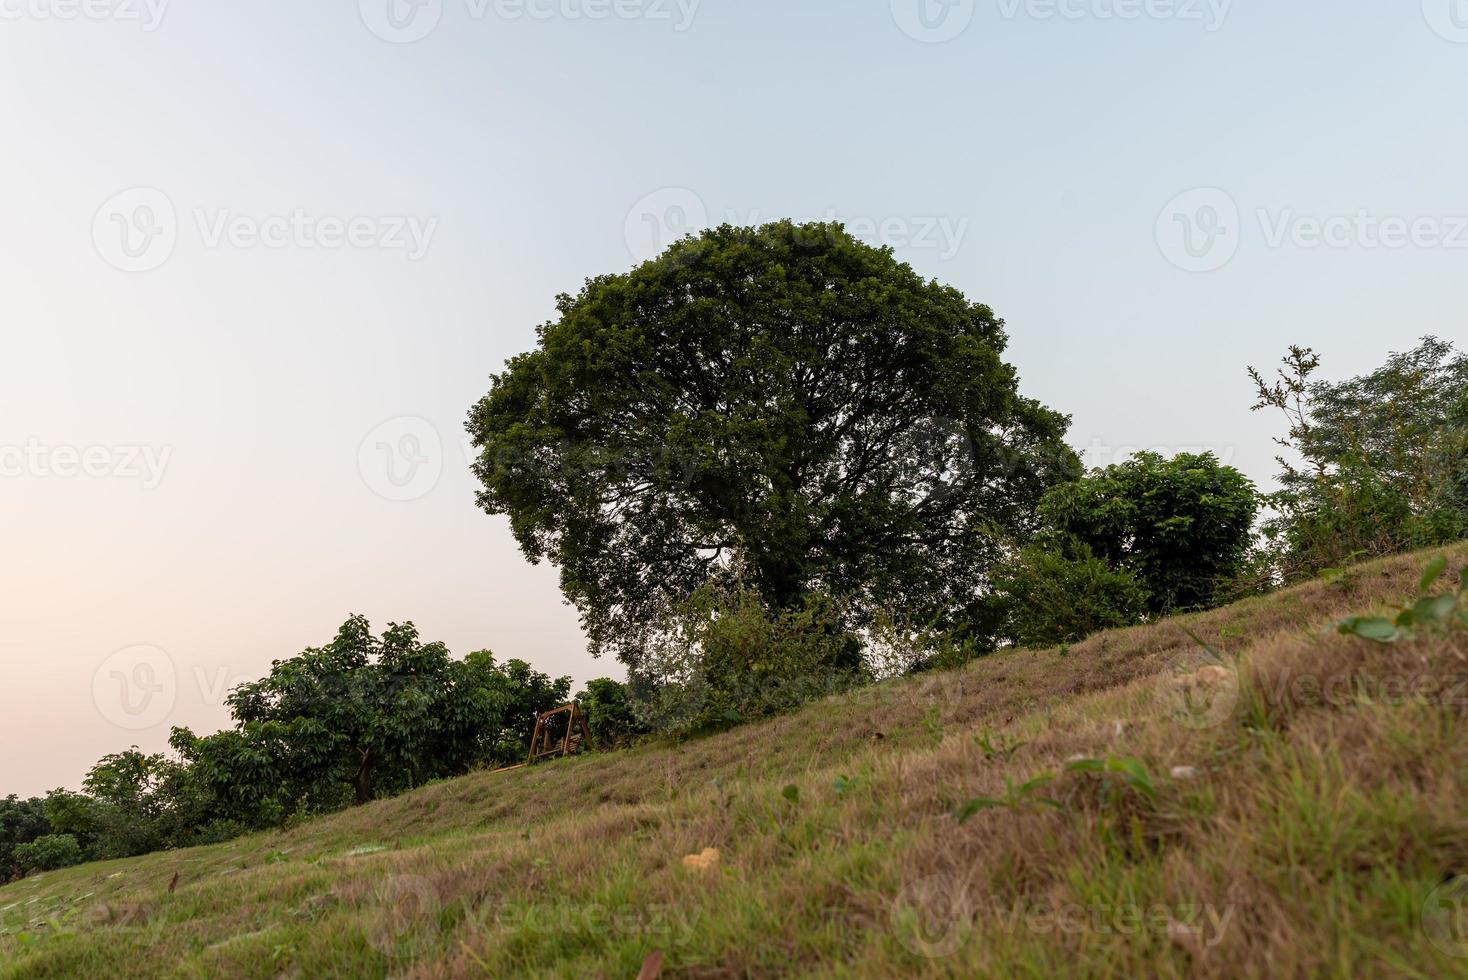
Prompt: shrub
<box><xmin>630</xmin><ymin>584</ymin><xmax>867</xmax><ymax>734</ymax></box>
<box><xmin>990</xmin><ymin>545</ymin><xmax>1150</xmax><ymax>647</ymax></box>
<box><xmin>14</xmin><ymin>834</ymin><xmax>83</xmax><ymax>875</ymax></box>
<box><xmin>1037</xmin><ymin>452</ymin><xmax>1258</xmax><ymax>616</ymax></box>
<box><xmin>575</xmin><ymin>678</ymin><xmax>646</xmax><ymax>749</ymax></box>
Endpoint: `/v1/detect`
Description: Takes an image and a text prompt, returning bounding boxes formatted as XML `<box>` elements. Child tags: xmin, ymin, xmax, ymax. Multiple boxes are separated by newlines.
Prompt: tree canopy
<box><xmin>1037</xmin><ymin>452</ymin><xmax>1259</xmax><ymax>616</ymax></box>
<box><xmin>466</xmin><ymin>221</ymin><xmax>1079</xmax><ymax>669</ymax></box>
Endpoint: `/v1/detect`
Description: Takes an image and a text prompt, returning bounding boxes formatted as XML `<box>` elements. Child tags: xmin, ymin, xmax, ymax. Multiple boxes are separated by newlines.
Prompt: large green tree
<box><xmin>466</xmin><ymin>221</ymin><xmax>1079</xmax><ymax>668</ymax></box>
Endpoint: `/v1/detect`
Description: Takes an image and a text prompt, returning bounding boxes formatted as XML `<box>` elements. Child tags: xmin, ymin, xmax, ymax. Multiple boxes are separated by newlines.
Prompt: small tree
<box><xmin>1037</xmin><ymin>452</ymin><xmax>1258</xmax><ymax>616</ymax></box>
<box><xmin>0</xmin><ymin>796</ymin><xmax>50</xmax><ymax>881</ymax></box>
<box><xmin>173</xmin><ymin>617</ymin><xmax>567</xmax><ymax>818</ymax></box>
<box><xmin>988</xmin><ymin>545</ymin><xmax>1149</xmax><ymax>647</ymax></box>
<box><xmin>1250</xmin><ymin>338</ymin><xmax>1468</xmax><ymax>579</ymax></box>
<box><xmin>14</xmin><ymin>834</ymin><xmax>82</xmax><ymax>875</ymax></box>
<box><xmin>79</xmin><ymin>749</ymin><xmax>178</xmax><ymax>859</ymax></box>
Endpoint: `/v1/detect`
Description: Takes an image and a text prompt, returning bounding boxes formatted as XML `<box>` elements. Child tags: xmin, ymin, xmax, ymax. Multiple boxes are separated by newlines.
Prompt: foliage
<box><xmin>1334</xmin><ymin>555</ymin><xmax>1465</xmax><ymax>643</ymax></box>
<box><xmin>986</xmin><ymin>544</ymin><xmax>1150</xmax><ymax>647</ymax></box>
<box><xmin>1036</xmin><ymin>451</ymin><xmax>1259</xmax><ymax>616</ymax></box>
<box><xmin>466</xmin><ymin>220</ymin><xmax>1080</xmax><ymax>674</ymax></box>
<box><xmin>172</xmin><ymin>617</ymin><xmax>573</xmax><ymax>830</ymax></box>
<box><xmin>629</xmin><ymin>581</ymin><xmax>867</xmax><ymax>734</ymax></box>
<box><xmin>12</xmin><ymin>835</ymin><xmax>82</xmax><ymax>875</ymax></box>
<box><xmin>77</xmin><ymin>750</ymin><xmax>179</xmax><ymax>859</ymax></box>
<box><xmin>955</xmin><ymin>772</ymin><xmax>1060</xmax><ymax>821</ymax></box>
<box><xmin>574</xmin><ymin>678</ymin><xmax>646</xmax><ymax>750</ymax></box>
<box><xmin>0</xmin><ymin>796</ymin><xmax>49</xmax><ymax>882</ymax></box>
<box><xmin>1250</xmin><ymin>337</ymin><xmax>1468</xmax><ymax>580</ymax></box>
<box><xmin>1064</xmin><ymin>755</ymin><xmax>1159</xmax><ymax>805</ymax></box>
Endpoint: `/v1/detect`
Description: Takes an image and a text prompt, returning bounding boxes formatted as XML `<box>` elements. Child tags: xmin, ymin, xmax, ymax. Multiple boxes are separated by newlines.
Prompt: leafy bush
<box><xmin>630</xmin><ymin>584</ymin><xmax>867</xmax><ymax>734</ymax></box>
<box><xmin>13</xmin><ymin>834</ymin><xmax>82</xmax><ymax>875</ymax></box>
<box><xmin>169</xmin><ymin>617</ymin><xmax>574</xmax><ymax>832</ymax></box>
<box><xmin>1037</xmin><ymin>452</ymin><xmax>1258</xmax><ymax>616</ymax></box>
<box><xmin>0</xmin><ymin>795</ymin><xmax>49</xmax><ymax>882</ymax></box>
<box><xmin>575</xmin><ymin>678</ymin><xmax>646</xmax><ymax>750</ymax></box>
<box><xmin>989</xmin><ymin>545</ymin><xmax>1150</xmax><ymax>647</ymax></box>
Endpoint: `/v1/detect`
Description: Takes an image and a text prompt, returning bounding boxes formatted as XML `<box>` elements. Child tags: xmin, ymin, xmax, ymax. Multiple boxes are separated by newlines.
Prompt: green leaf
<box><xmin>1420</xmin><ymin>556</ymin><xmax>1449</xmax><ymax>594</ymax></box>
<box><xmin>1412</xmin><ymin>594</ymin><xmax>1458</xmax><ymax>626</ymax></box>
<box><xmin>1065</xmin><ymin>758</ymin><xmax>1105</xmax><ymax>773</ymax></box>
<box><xmin>955</xmin><ymin>798</ymin><xmax>1003</xmax><ymax>823</ymax></box>
<box><xmin>1018</xmin><ymin>772</ymin><xmax>1057</xmax><ymax>795</ymax></box>
<box><xmin>1113</xmin><ymin>757</ymin><xmax>1157</xmax><ymax>798</ymax></box>
<box><xmin>1337</xmin><ymin>617</ymin><xmax>1402</xmax><ymax>643</ymax></box>
<box><xmin>781</xmin><ymin>784</ymin><xmax>799</xmax><ymax>805</ymax></box>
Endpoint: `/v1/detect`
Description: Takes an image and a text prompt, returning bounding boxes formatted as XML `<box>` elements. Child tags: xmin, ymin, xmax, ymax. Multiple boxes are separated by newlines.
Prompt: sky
<box><xmin>1</xmin><ymin>0</ymin><xmax>1465</xmax><ymax>797</ymax></box>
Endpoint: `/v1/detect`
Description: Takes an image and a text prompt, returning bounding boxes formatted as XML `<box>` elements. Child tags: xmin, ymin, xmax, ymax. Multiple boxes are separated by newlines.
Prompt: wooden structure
<box><xmin>526</xmin><ymin>701</ymin><xmax>595</xmax><ymax>765</ymax></box>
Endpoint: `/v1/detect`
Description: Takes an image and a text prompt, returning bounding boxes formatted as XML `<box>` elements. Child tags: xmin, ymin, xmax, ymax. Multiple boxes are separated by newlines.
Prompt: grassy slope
<box><xmin>3</xmin><ymin>545</ymin><xmax>1468</xmax><ymax>979</ymax></box>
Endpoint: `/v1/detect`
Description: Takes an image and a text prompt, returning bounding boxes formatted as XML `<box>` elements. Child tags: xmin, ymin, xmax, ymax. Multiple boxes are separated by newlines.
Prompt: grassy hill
<box><xmin>3</xmin><ymin>544</ymin><xmax>1467</xmax><ymax>978</ymax></box>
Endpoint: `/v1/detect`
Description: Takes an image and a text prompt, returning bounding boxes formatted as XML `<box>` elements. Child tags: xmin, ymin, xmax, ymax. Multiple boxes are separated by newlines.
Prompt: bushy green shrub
<box><xmin>1037</xmin><ymin>452</ymin><xmax>1258</xmax><ymax>616</ymax></box>
<box><xmin>630</xmin><ymin>584</ymin><xmax>867</xmax><ymax>734</ymax></box>
<box><xmin>989</xmin><ymin>545</ymin><xmax>1150</xmax><ymax>647</ymax></box>
<box><xmin>14</xmin><ymin>834</ymin><xmax>82</xmax><ymax>875</ymax></box>
<box><xmin>575</xmin><ymin>678</ymin><xmax>647</xmax><ymax>749</ymax></box>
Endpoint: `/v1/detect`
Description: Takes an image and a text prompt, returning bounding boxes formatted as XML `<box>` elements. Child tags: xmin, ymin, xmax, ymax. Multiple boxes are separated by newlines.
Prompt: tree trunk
<box><xmin>353</xmin><ymin>752</ymin><xmax>373</xmax><ymax>805</ymax></box>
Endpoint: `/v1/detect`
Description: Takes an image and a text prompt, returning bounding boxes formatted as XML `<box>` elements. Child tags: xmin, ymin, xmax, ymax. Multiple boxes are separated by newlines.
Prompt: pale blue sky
<box><xmin>2</xmin><ymin>0</ymin><xmax>1465</xmax><ymax>795</ymax></box>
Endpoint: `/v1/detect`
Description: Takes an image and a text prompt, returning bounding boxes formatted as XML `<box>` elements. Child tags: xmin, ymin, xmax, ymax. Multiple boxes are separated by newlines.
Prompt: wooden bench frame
<box><xmin>526</xmin><ymin>701</ymin><xmax>596</xmax><ymax>765</ymax></box>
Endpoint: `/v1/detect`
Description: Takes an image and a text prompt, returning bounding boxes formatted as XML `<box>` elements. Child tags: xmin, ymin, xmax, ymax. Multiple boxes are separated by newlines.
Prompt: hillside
<box><xmin>3</xmin><ymin>544</ymin><xmax>1467</xmax><ymax>979</ymax></box>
